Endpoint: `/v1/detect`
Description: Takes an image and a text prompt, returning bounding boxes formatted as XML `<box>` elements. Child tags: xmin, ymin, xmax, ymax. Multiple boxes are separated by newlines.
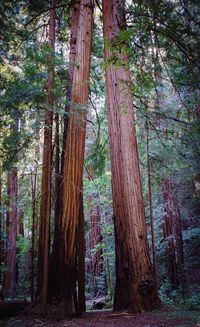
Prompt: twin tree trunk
<box><xmin>102</xmin><ymin>0</ymin><xmax>158</xmax><ymax>312</ymax></box>
<box><xmin>54</xmin><ymin>0</ymin><xmax>94</xmax><ymax>317</ymax></box>
<box><xmin>37</xmin><ymin>0</ymin><xmax>158</xmax><ymax>316</ymax></box>
<box><xmin>48</xmin><ymin>0</ymin><xmax>80</xmax><ymax>300</ymax></box>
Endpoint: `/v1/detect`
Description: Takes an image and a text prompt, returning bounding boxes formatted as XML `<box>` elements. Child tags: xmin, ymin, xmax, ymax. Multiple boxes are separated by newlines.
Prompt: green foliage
<box><xmin>16</xmin><ymin>235</ymin><xmax>30</xmax><ymax>259</ymax></box>
<box><xmin>160</xmin><ymin>283</ymin><xmax>200</xmax><ymax>310</ymax></box>
<box><xmin>180</xmin><ymin>292</ymin><xmax>200</xmax><ymax>310</ymax></box>
<box><xmin>86</xmin><ymin>142</ymin><xmax>108</xmax><ymax>177</ymax></box>
<box><xmin>158</xmin><ymin>278</ymin><xmax>174</xmax><ymax>305</ymax></box>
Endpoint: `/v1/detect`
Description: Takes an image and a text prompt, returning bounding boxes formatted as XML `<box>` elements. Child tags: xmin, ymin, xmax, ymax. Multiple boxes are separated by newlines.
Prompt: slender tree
<box><xmin>30</xmin><ymin>142</ymin><xmax>39</xmax><ymax>302</ymax></box>
<box><xmin>3</xmin><ymin>168</ymin><xmax>18</xmax><ymax>298</ymax></box>
<box><xmin>102</xmin><ymin>0</ymin><xmax>158</xmax><ymax>312</ymax></box>
<box><xmin>146</xmin><ymin>121</ymin><xmax>157</xmax><ymax>280</ymax></box>
<box><xmin>163</xmin><ymin>179</ymin><xmax>186</xmax><ymax>294</ymax></box>
<box><xmin>37</xmin><ymin>0</ymin><xmax>56</xmax><ymax>313</ymax></box>
<box><xmin>3</xmin><ymin>112</ymin><xmax>19</xmax><ymax>299</ymax></box>
<box><xmin>77</xmin><ymin>185</ymin><xmax>86</xmax><ymax>315</ymax></box>
<box><xmin>88</xmin><ymin>196</ymin><xmax>103</xmax><ymax>295</ymax></box>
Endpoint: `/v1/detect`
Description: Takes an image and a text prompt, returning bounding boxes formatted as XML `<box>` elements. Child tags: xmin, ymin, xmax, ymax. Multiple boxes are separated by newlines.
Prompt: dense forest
<box><xmin>0</xmin><ymin>0</ymin><xmax>200</xmax><ymax>326</ymax></box>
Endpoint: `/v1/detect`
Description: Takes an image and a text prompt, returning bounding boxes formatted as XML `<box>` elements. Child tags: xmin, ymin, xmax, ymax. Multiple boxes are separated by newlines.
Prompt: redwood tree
<box><xmin>77</xmin><ymin>186</ymin><xmax>86</xmax><ymax>315</ymax></box>
<box><xmin>88</xmin><ymin>195</ymin><xmax>103</xmax><ymax>295</ymax></box>
<box><xmin>3</xmin><ymin>168</ymin><xmax>18</xmax><ymax>298</ymax></box>
<box><xmin>37</xmin><ymin>0</ymin><xmax>56</xmax><ymax>312</ymax></box>
<box><xmin>48</xmin><ymin>0</ymin><xmax>80</xmax><ymax>300</ymax></box>
<box><xmin>163</xmin><ymin>179</ymin><xmax>186</xmax><ymax>294</ymax></box>
<box><xmin>30</xmin><ymin>142</ymin><xmax>39</xmax><ymax>302</ymax></box>
<box><xmin>52</xmin><ymin>0</ymin><xmax>94</xmax><ymax>317</ymax></box>
<box><xmin>102</xmin><ymin>0</ymin><xmax>158</xmax><ymax>312</ymax></box>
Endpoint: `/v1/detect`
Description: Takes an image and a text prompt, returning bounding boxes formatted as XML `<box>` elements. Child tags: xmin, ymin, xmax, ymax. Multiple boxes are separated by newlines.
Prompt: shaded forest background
<box><xmin>0</xmin><ymin>0</ymin><xmax>200</xmax><ymax>319</ymax></box>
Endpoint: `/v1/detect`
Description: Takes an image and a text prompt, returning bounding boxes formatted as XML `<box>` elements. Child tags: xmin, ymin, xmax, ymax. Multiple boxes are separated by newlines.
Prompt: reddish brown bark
<box><xmin>30</xmin><ymin>153</ymin><xmax>39</xmax><ymax>302</ymax></box>
<box><xmin>163</xmin><ymin>179</ymin><xmax>178</xmax><ymax>288</ymax></box>
<box><xmin>88</xmin><ymin>199</ymin><xmax>103</xmax><ymax>295</ymax></box>
<box><xmin>102</xmin><ymin>0</ymin><xmax>158</xmax><ymax>312</ymax></box>
<box><xmin>54</xmin><ymin>112</ymin><xmax>60</xmax><ymax>230</ymax></box>
<box><xmin>3</xmin><ymin>169</ymin><xmax>18</xmax><ymax>298</ymax></box>
<box><xmin>37</xmin><ymin>0</ymin><xmax>56</xmax><ymax>313</ymax></box>
<box><xmin>61</xmin><ymin>0</ymin><xmax>80</xmax><ymax>175</ymax></box>
<box><xmin>146</xmin><ymin>123</ymin><xmax>157</xmax><ymax>281</ymax></box>
<box><xmin>48</xmin><ymin>0</ymin><xmax>80</xmax><ymax>301</ymax></box>
<box><xmin>77</xmin><ymin>188</ymin><xmax>86</xmax><ymax>315</ymax></box>
<box><xmin>163</xmin><ymin>179</ymin><xmax>186</xmax><ymax>293</ymax></box>
<box><xmin>55</xmin><ymin>0</ymin><xmax>93</xmax><ymax>317</ymax></box>
<box><xmin>16</xmin><ymin>209</ymin><xmax>24</xmax><ymax>237</ymax></box>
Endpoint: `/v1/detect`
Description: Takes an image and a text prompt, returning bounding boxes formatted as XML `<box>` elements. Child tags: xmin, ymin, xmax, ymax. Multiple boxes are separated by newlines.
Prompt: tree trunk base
<box><xmin>0</xmin><ymin>301</ymin><xmax>30</xmax><ymax>318</ymax></box>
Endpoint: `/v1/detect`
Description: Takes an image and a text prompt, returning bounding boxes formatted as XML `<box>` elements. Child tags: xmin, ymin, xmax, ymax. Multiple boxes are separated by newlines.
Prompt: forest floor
<box><xmin>1</xmin><ymin>309</ymin><xmax>200</xmax><ymax>327</ymax></box>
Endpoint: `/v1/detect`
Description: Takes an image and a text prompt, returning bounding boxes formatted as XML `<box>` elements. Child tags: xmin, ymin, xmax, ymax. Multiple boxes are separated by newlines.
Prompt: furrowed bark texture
<box><xmin>48</xmin><ymin>0</ymin><xmax>80</xmax><ymax>300</ymax></box>
<box><xmin>77</xmin><ymin>188</ymin><xmax>86</xmax><ymax>315</ymax></box>
<box><xmin>37</xmin><ymin>0</ymin><xmax>55</xmax><ymax>312</ymax></box>
<box><xmin>102</xmin><ymin>0</ymin><xmax>158</xmax><ymax>312</ymax></box>
<box><xmin>61</xmin><ymin>0</ymin><xmax>80</xmax><ymax>174</ymax></box>
<box><xmin>54</xmin><ymin>112</ymin><xmax>60</xmax><ymax>236</ymax></box>
<box><xmin>57</xmin><ymin>0</ymin><xmax>93</xmax><ymax>317</ymax></box>
<box><xmin>4</xmin><ymin>169</ymin><xmax>18</xmax><ymax>298</ymax></box>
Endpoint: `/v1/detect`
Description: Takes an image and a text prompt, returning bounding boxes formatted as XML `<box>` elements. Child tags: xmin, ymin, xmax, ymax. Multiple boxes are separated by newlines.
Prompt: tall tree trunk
<box><xmin>86</xmin><ymin>167</ymin><xmax>104</xmax><ymax>296</ymax></box>
<box><xmin>77</xmin><ymin>187</ymin><xmax>86</xmax><ymax>315</ymax></box>
<box><xmin>89</xmin><ymin>199</ymin><xmax>103</xmax><ymax>296</ymax></box>
<box><xmin>56</xmin><ymin>0</ymin><xmax>94</xmax><ymax>317</ymax></box>
<box><xmin>37</xmin><ymin>0</ymin><xmax>55</xmax><ymax>313</ymax></box>
<box><xmin>3</xmin><ymin>169</ymin><xmax>18</xmax><ymax>298</ymax></box>
<box><xmin>163</xmin><ymin>179</ymin><xmax>178</xmax><ymax>288</ymax></box>
<box><xmin>174</xmin><ymin>202</ymin><xmax>187</xmax><ymax>296</ymax></box>
<box><xmin>30</xmin><ymin>148</ymin><xmax>39</xmax><ymax>302</ymax></box>
<box><xmin>48</xmin><ymin>0</ymin><xmax>80</xmax><ymax>301</ymax></box>
<box><xmin>54</xmin><ymin>112</ymin><xmax>60</xmax><ymax>235</ymax></box>
<box><xmin>146</xmin><ymin>122</ymin><xmax>157</xmax><ymax>280</ymax></box>
<box><xmin>61</xmin><ymin>0</ymin><xmax>80</xmax><ymax>176</ymax></box>
<box><xmin>163</xmin><ymin>179</ymin><xmax>186</xmax><ymax>293</ymax></box>
<box><xmin>102</xmin><ymin>0</ymin><xmax>158</xmax><ymax>312</ymax></box>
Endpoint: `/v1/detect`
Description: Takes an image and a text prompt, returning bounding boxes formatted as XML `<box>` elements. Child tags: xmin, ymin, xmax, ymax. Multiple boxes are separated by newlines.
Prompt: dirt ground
<box><xmin>1</xmin><ymin>310</ymin><xmax>200</xmax><ymax>327</ymax></box>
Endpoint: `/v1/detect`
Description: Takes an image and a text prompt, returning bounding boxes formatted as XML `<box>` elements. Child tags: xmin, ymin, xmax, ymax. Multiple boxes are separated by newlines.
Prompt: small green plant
<box><xmin>180</xmin><ymin>292</ymin><xmax>200</xmax><ymax>310</ymax></box>
<box><xmin>158</xmin><ymin>278</ymin><xmax>174</xmax><ymax>305</ymax></box>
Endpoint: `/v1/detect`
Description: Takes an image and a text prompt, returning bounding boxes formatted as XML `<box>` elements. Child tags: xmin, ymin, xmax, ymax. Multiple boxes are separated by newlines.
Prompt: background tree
<box><xmin>36</xmin><ymin>0</ymin><xmax>56</xmax><ymax>314</ymax></box>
